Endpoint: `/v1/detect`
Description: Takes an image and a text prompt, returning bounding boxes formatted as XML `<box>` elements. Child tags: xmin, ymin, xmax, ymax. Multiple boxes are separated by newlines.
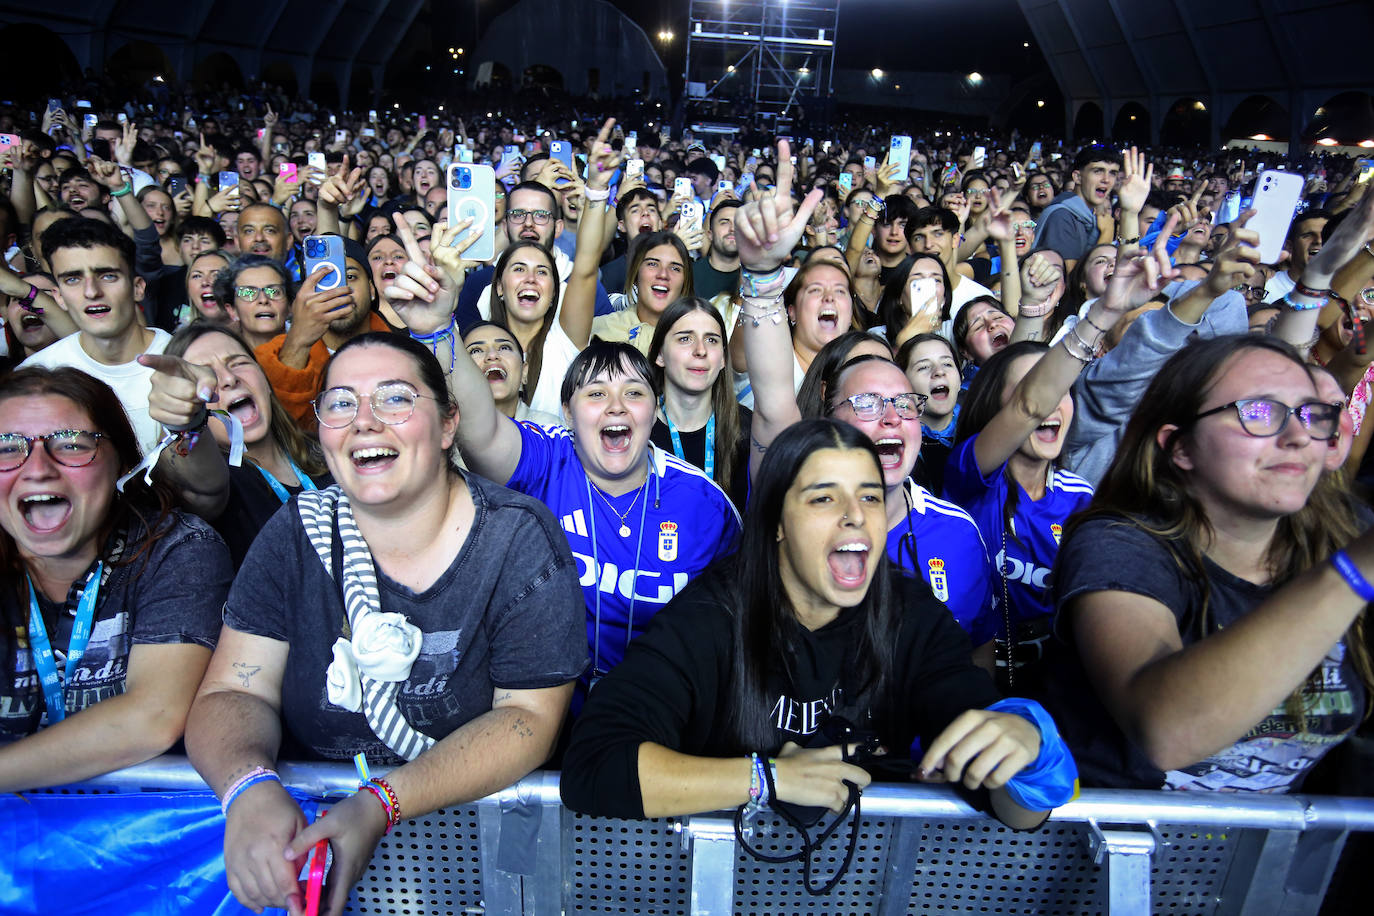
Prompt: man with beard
<box><xmin>454</xmin><ymin>181</ymin><xmax>612</xmax><ymax>329</ymax></box>
<box><xmin>1032</xmin><ymin>145</ymin><xmax>1122</xmax><ymax>272</ymax></box>
<box><xmin>236</xmin><ymin>202</ymin><xmax>290</xmax><ymax>263</ymax></box>
<box><xmin>691</xmin><ymin>200</ymin><xmax>741</xmax><ymax>300</ymax></box>
<box><xmin>254</xmin><ymin>237</ymin><xmax>390</xmax><ymax>430</ymax></box>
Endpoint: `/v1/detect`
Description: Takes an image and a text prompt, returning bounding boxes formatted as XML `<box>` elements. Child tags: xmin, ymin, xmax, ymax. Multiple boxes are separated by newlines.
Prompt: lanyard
<box><xmin>585</xmin><ymin>453</ymin><xmax>654</xmax><ymax>679</ymax></box>
<box><xmin>663</xmin><ymin>405</ymin><xmax>715</xmax><ymax>480</ymax></box>
<box><xmin>26</xmin><ymin>563</ymin><xmax>103</xmax><ymax>724</ymax></box>
<box><xmin>255</xmin><ymin>457</ymin><xmax>318</xmax><ymax>504</ymax></box>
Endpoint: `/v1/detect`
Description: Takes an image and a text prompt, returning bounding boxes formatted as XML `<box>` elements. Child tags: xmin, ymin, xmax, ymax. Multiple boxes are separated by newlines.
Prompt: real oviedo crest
<box><xmin>658</xmin><ymin>520</ymin><xmax>679</xmax><ymax>562</ymax></box>
<box><xmin>1050</xmin><ymin>523</ymin><xmax>1062</xmax><ymax>546</ymax></box>
<box><xmin>927</xmin><ymin>557</ymin><xmax>949</xmax><ymax>602</ymax></box>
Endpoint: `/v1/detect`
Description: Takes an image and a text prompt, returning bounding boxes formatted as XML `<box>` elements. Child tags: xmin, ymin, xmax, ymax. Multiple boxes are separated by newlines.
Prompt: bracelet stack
<box><xmin>410</xmin><ymin>317</ymin><xmax>458</xmax><ymax>373</ymax></box>
<box><xmin>360</xmin><ymin>776</ymin><xmax>402</xmax><ymax>833</ymax></box>
<box><xmin>743</xmin><ymin>752</ymin><xmax>773</xmax><ymax>816</ymax></box>
<box><xmin>740</xmin><ymin>293</ymin><xmax>786</xmax><ymax>327</ymax></box>
<box><xmin>740</xmin><ymin>266</ymin><xmax>785</xmax><ymax>298</ymax></box>
<box><xmin>221</xmin><ymin>766</ymin><xmax>281</xmax><ymax>816</ymax></box>
<box><xmin>1284</xmin><ymin>282</ymin><xmax>1330</xmax><ymax>312</ymax></box>
<box><xmin>1061</xmin><ymin>319</ymin><xmax>1103</xmax><ymax>364</ymax></box>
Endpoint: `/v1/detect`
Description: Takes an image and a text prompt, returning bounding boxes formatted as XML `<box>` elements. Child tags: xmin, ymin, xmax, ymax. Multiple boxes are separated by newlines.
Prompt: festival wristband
<box><xmin>1330</xmin><ymin>550</ymin><xmax>1374</xmax><ymax>601</ymax></box>
<box><xmin>110</xmin><ymin>181</ymin><xmax>133</xmax><ymax>198</ymax></box>
<box><xmin>740</xmin><ymin>266</ymin><xmax>785</xmax><ymax>297</ymax></box>
<box><xmin>221</xmin><ymin>766</ymin><xmax>281</xmax><ymax>816</ymax></box>
<box><xmin>17</xmin><ymin>284</ymin><xmax>41</xmax><ymax>314</ymax></box>
<box><xmin>985</xmin><ymin>698</ymin><xmax>1079</xmax><ymax>810</ymax></box>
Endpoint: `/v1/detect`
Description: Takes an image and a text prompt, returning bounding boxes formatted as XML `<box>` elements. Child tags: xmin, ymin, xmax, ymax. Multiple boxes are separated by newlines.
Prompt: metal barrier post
<box><xmin>677</xmin><ymin>816</ymin><xmax>737</xmax><ymax>916</ymax></box>
<box><xmin>1087</xmin><ymin>819</ymin><xmax>1158</xmax><ymax>916</ymax></box>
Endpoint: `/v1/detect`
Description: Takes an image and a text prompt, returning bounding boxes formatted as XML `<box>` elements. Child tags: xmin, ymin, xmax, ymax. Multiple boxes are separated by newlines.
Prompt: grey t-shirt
<box><xmin>1046</xmin><ymin>516</ymin><xmax>1365</xmax><ymax>792</ymax></box>
<box><xmin>224</xmin><ymin>473</ymin><xmax>588</xmax><ymax>764</ymax></box>
<box><xmin>0</xmin><ymin>510</ymin><xmax>230</xmax><ymax>740</ymax></box>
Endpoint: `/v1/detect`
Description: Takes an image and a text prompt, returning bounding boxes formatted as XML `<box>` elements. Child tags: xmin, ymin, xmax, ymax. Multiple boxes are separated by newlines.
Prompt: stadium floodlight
<box><xmin>871</xmin><ymin>68</ymin><xmax>884</xmax><ymax>79</ymax></box>
<box><xmin>967</xmin><ymin>72</ymin><xmax>983</xmax><ymax>84</ymax></box>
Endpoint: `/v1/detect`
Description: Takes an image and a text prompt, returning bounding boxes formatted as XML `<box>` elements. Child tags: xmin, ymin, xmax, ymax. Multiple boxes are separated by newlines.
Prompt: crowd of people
<box><xmin>2</xmin><ymin>81</ymin><xmax>1373</xmax><ymax>911</ymax></box>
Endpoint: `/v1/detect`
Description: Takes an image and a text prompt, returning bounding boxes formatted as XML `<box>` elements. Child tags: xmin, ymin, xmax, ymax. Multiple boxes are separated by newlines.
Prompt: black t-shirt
<box><xmin>212</xmin><ymin>462</ymin><xmax>334</xmax><ymax>569</ymax></box>
<box><xmin>561</xmin><ymin>564</ymin><xmax>1000</xmax><ymax>818</ymax></box>
<box><xmin>223</xmin><ymin>474</ymin><xmax>589</xmax><ymax>764</ymax></box>
<box><xmin>691</xmin><ymin>257</ymin><xmax>740</xmax><ymax>302</ymax></box>
<box><xmin>1045</xmin><ymin>515</ymin><xmax>1366</xmax><ymax>792</ymax></box>
<box><xmin>0</xmin><ymin>511</ymin><xmax>230</xmax><ymax>739</ymax></box>
<box><xmin>649</xmin><ymin>406</ymin><xmax>753</xmax><ymax>513</ymax></box>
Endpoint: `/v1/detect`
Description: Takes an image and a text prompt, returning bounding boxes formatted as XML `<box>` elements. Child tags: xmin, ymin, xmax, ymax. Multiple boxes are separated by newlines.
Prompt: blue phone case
<box><xmin>303</xmin><ymin>235</ymin><xmax>347</xmax><ymax>293</ymax></box>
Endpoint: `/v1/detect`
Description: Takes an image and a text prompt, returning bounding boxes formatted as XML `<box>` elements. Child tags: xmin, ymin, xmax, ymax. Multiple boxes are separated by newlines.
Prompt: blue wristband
<box><xmin>221</xmin><ymin>771</ymin><xmax>282</xmax><ymax>816</ymax></box>
<box><xmin>986</xmin><ymin>698</ymin><xmax>1079</xmax><ymax>810</ymax></box>
<box><xmin>1331</xmin><ymin>550</ymin><xmax>1374</xmax><ymax>601</ymax></box>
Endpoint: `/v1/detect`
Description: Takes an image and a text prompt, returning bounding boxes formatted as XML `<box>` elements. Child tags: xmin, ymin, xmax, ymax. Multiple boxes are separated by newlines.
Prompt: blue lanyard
<box><xmin>255</xmin><ymin>458</ymin><xmax>317</xmax><ymax>504</ymax></box>
<box><xmin>26</xmin><ymin>563</ymin><xmax>103</xmax><ymax>724</ymax></box>
<box><xmin>663</xmin><ymin>405</ymin><xmax>715</xmax><ymax>480</ymax></box>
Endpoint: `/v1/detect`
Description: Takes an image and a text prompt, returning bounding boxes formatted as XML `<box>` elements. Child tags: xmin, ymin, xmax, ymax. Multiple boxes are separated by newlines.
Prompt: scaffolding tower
<box><xmin>684</xmin><ymin>0</ymin><xmax>841</xmax><ymax>126</ymax></box>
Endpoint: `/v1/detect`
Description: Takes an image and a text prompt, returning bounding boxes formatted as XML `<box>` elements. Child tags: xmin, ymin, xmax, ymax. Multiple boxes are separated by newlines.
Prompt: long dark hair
<box><xmin>488</xmin><ymin>240</ymin><xmax>561</xmax><ymax>404</ymax></box>
<box><xmin>645</xmin><ymin>297</ymin><xmax>742</xmax><ymax>496</ymax></box>
<box><xmin>0</xmin><ymin>369</ymin><xmax>176</xmax><ymax>648</ymax></box>
<box><xmin>796</xmin><ymin>331</ymin><xmax>893</xmax><ymax>419</ymax></box>
<box><xmin>164</xmin><ymin>323</ymin><xmax>325</xmax><ymax>477</ymax></box>
<box><xmin>953</xmin><ymin>341</ymin><xmax>1050</xmax><ymax>549</ymax></box>
<box><xmin>1070</xmin><ymin>335</ymin><xmax>1373</xmax><ymax>717</ymax></box>
<box><xmin>951</xmin><ymin>295</ymin><xmax>1010</xmax><ymax>365</ymax></box>
<box><xmin>725</xmin><ymin>419</ymin><xmax>897</xmax><ymax>751</ymax></box>
<box><xmin>875</xmin><ymin>254</ymin><xmax>954</xmax><ymax>335</ymax></box>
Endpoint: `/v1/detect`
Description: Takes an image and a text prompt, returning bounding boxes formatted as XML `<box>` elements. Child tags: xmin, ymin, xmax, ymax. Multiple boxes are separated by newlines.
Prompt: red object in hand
<box><xmin>304</xmin><ymin>838</ymin><xmax>328</xmax><ymax>916</ymax></box>
<box><xmin>1350</xmin><ymin>298</ymin><xmax>1367</xmax><ymax>356</ymax></box>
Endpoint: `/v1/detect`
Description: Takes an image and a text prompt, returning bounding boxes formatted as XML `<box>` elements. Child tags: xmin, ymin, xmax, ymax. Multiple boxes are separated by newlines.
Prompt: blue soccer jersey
<box><xmin>505</xmin><ymin>422</ymin><xmax>742</xmax><ymax>675</ymax></box>
<box><xmin>943</xmin><ymin>435</ymin><xmax>1094</xmax><ymax>635</ymax></box>
<box><xmin>885</xmin><ymin>480</ymin><xmax>998</xmax><ymax>646</ymax></box>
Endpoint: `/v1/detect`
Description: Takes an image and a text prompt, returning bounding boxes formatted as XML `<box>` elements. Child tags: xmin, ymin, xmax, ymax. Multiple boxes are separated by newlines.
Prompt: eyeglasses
<box><xmin>313</xmin><ymin>382</ymin><xmax>436</xmax><ymax>429</ymax></box>
<box><xmin>235</xmin><ymin>284</ymin><xmax>285</xmax><ymax>301</ymax></box>
<box><xmin>836</xmin><ymin>392</ymin><xmax>927</xmax><ymax>421</ymax></box>
<box><xmin>1012</xmin><ymin>220</ymin><xmax>1037</xmax><ymax>232</ymax></box>
<box><xmin>965</xmin><ymin>188</ymin><xmax>987</xmax><ymax>197</ymax></box>
<box><xmin>505</xmin><ymin>208</ymin><xmax>553</xmax><ymax>225</ymax></box>
<box><xmin>1231</xmin><ymin>284</ymin><xmax>1265</xmax><ymax>298</ymax></box>
<box><xmin>0</xmin><ymin>430</ymin><xmax>104</xmax><ymax>472</ymax></box>
<box><xmin>1028</xmin><ymin>181</ymin><xmax>1052</xmax><ymax>191</ymax></box>
<box><xmin>1192</xmin><ymin>398</ymin><xmax>1341</xmax><ymax>441</ymax></box>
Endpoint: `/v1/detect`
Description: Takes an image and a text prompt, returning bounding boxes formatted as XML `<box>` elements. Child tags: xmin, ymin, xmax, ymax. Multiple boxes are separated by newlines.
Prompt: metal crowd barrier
<box><xmin>59</xmin><ymin>756</ymin><xmax>1374</xmax><ymax>915</ymax></box>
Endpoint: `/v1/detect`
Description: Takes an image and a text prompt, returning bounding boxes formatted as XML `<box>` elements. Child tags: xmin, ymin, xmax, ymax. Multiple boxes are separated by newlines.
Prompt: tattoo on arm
<box><xmin>510</xmin><ymin>716</ymin><xmax>535</xmax><ymax>738</ymax></box>
<box><xmin>495</xmin><ymin>691</ymin><xmax>513</xmax><ymax>703</ymax></box>
<box><xmin>751</xmin><ymin>434</ymin><xmax>768</xmax><ymax>455</ymax></box>
<box><xmin>232</xmin><ymin>662</ymin><xmax>262</xmax><ymax>688</ymax></box>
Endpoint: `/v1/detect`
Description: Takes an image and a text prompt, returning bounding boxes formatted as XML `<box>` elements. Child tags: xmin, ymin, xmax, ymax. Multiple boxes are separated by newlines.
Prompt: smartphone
<box><xmin>1250</xmin><ymin>170</ymin><xmax>1305</xmax><ymax>265</ymax></box>
<box><xmin>418</xmin><ymin>115</ymin><xmax>427</xmax><ymax>131</ymax></box>
<box><xmin>328</xmin><ymin>114</ymin><xmax>336</xmax><ymax>126</ymax></box>
<box><xmin>549</xmin><ymin>138</ymin><xmax>571</xmax><ymax>170</ymax></box>
<box><xmin>307</xmin><ymin>151</ymin><xmax>326</xmax><ymax>173</ymax></box>
<box><xmin>334</xmin><ymin>129</ymin><xmax>347</xmax><ymax>145</ymax></box>
<box><xmin>46</xmin><ymin>98</ymin><xmax>62</xmax><ymax>114</ymax></box>
<box><xmin>1213</xmin><ymin>190</ymin><xmax>1241</xmax><ymax>226</ymax></box>
<box><xmin>1357</xmin><ymin>160</ymin><xmax>1374</xmax><ymax>186</ymax></box>
<box><xmin>837</xmin><ymin>172</ymin><xmax>853</xmax><ymax>195</ymax></box>
<box><xmin>167</xmin><ymin>176</ymin><xmax>187</xmax><ymax>198</ymax></box>
<box><xmin>626</xmin><ymin>132</ymin><xmax>638</xmax><ymax>150</ymax></box>
<box><xmin>910</xmin><ymin>277</ymin><xmax>938</xmax><ymax>311</ymax></box>
<box><xmin>447</xmin><ymin>163</ymin><xmax>497</xmax><ymax>261</ymax></box>
<box><xmin>972</xmin><ymin>146</ymin><xmax>986</xmax><ymax>169</ymax></box>
<box><xmin>0</xmin><ymin>133</ymin><xmax>18</xmax><ymax>150</ymax></box>
<box><xmin>502</xmin><ymin>145</ymin><xmax>521</xmax><ymax>167</ymax></box>
<box><xmin>745</xmin><ymin>155</ymin><xmax>759</xmax><ymax>172</ymax></box>
<box><xmin>709</xmin><ymin>153</ymin><xmax>726</xmax><ymax>173</ymax></box>
<box><xmin>716</xmin><ymin>179</ymin><xmax>731</xmax><ymax>196</ymax></box>
<box><xmin>279</xmin><ymin>162</ymin><xmax>298</xmax><ymax>183</ymax></box>
<box><xmin>218</xmin><ymin>171</ymin><xmax>239</xmax><ymax>190</ymax></box>
<box><xmin>736</xmin><ymin>173</ymin><xmax>754</xmax><ymax>196</ymax></box>
<box><xmin>940</xmin><ymin>163</ymin><xmax>959</xmax><ymax>186</ymax></box>
<box><xmin>76</xmin><ymin>99</ymin><xmax>91</xmax><ymax>109</ymax></box>
<box><xmin>368</xmin><ymin>109</ymin><xmax>377</xmax><ymax>122</ymax></box>
<box><xmin>457</xmin><ymin>146</ymin><xmax>473</xmax><ymax>164</ymax></box>
<box><xmin>889</xmin><ymin>135</ymin><xmax>913</xmax><ymax>179</ymax></box>
<box><xmin>678</xmin><ymin>200</ymin><xmax>704</xmax><ymax>234</ymax></box>
<box><xmin>674</xmin><ymin>176</ymin><xmax>694</xmax><ymax>199</ymax></box>
<box><xmin>80</xmin><ymin>113</ymin><xmax>97</xmax><ymax>131</ymax></box>
<box><xmin>303</xmin><ymin>235</ymin><xmax>347</xmax><ymax>292</ymax></box>
<box><xmin>625</xmin><ymin>158</ymin><xmax>644</xmax><ymax>181</ymax></box>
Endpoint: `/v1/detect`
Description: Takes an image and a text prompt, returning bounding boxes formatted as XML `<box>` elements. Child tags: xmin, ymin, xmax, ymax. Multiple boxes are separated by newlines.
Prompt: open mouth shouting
<box><xmin>873</xmin><ymin>436</ymin><xmax>905</xmax><ymax>471</ymax></box>
<box><xmin>351</xmin><ymin>445</ymin><xmax>399</xmax><ymax>472</ymax></box>
<box><xmin>928</xmin><ymin>382</ymin><xmax>951</xmax><ymax>405</ymax></box>
<box><xmin>600</xmin><ymin>424</ymin><xmax>632</xmax><ymax>453</ymax></box>
<box><xmin>1033</xmin><ymin>417</ymin><xmax>1062</xmax><ymax>445</ymax></box>
<box><xmin>83</xmin><ymin>303</ymin><xmax>113</xmax><ymax>318</ymax></box>
<box><xmin>990</xmin><ymin>329</ymin><xmax>1010</xmax><ymax>350</ymax></box>
<box><xmin>828</xmin><ymin>539</ymin><xmax>871</xmax><ymax>589</ymax></box>
<box><xmin>19</xmin><ymin>493</ymin><xmax>71</xmax><ymax>533</ymax></box>
<box><xmin>484</xmin><ymin>365</ymin><xmax>507</xmax><ymax>382</ymax></box>
<box><xmin>817</xmin><ymin>307</ymin><xmax>840</xmax><ymax>333</ymax></box>
<box><xmin>225</xmin><ymin>393</ymin><xmax>261</xmax><ymax>430</ymax></box>
<box><xmin>19</xmin><ymin>314</ymin><xmax>45</xmax><ymax>332</ymax></box>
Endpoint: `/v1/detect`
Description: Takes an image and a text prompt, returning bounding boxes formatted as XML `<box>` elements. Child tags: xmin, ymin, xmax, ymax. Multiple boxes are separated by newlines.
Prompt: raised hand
<box><xmin>1117</xmin><ymin>146</ymin><xmax>1152</xmax><ymax>217</ymax></box>
<box><xmin>1202</xmin><ymin>210</ymin><xmax>1261</xmax><ymax>299</ymax></box>
<box><xmin>141</xmin><ymin>353</ymin><xmax>221</xmax><ymax>429</ymax></box>
<box><xmin>86</xmin><ymin>156</ymin><xmax>127</xmax><ymax>191</ymax></box>
<box><xmin>384</xmin><ymin>212</ymin><xmax>460</xmax><ymax>335</ymax></box>
<box><xmin>1102</xmin><ymin>213</ymin><xmax>1182</xmax><ymax>312</ymax></box>
<box><xmin>114</xmin><ymin>121</ymin><xmax>137</xmax><ymax>167</ymax></box>
<box><xmin>1305</xmin><ymin>187</ymin><xmax>1374</xmax><ymax>282</ymax></box>
<box><xmin>980</xmin><ymin>187</ymin><xmax>1016</xmax><ymax>243</ymax></box>
<box><xmin>734</xmin><ymin>139</ymin><xmax>823</xmax><ymax>273</ymax></box>
<box><xmin>319</xmin><ymin>155</ymin><xmax>364</xmax><ymax>212</ymax></box>
<box><xmin>1020</xmin><ymin>252</ymin><xmax>1065</xmax><ymax>308</ymax></box>
<box><xmin>194</xmin><ymin>132</ymin><xmax>217</xmax><ymax>177</ymax></box>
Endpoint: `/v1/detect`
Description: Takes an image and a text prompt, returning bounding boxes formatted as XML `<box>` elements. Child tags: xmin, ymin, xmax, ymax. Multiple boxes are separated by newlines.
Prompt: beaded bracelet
<box><xmin>1283</xmin><ymin>290</ymin><xmax>1327</xmax><ymax>312</ymax></box>
<box><xmin>221</xmin><ymin>766</ymin><xmax>281</xmax><ymax>816</ymax></box>
<box><xmin>740</xmin><ymin>294</ymin><xmax>786</xmax><ymax>327</ymax></box>
<box><xmin>367</xmin><ymin>777</ymin><xmax>402</xmax><ymax>830</ymax></box>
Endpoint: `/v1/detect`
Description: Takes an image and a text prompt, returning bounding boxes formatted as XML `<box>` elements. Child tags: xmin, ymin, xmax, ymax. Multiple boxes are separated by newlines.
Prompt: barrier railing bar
<box><xmin>69</xmin><ymin>756</ymin><xmax>1374</xmax><ymax>834</ymax></box>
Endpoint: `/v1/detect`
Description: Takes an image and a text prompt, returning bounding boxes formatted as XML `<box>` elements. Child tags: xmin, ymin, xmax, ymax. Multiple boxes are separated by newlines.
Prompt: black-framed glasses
<box><xmin>836</xmin><ymin>392</ymin><xmax>927</xmax><ymax>421</ymax></box>
<box><xmin>1232</xmin><ymin>284</ymin><xmax>1264</xmax><ymax>298</ymax></box>
<box><xmin>235</xmin><ymin>284</ymin><xmax>285</xmax><ymax>301</ymax></box>
<box><xmin>0</xmin><ymin>430</ymin><xmax>105</xmax><ymax>471</ymax></box>
<box><xmin>1192</xmin><ymin>398</ymin><xmax>1340</xmax><ymax>441</ymax></box>
<box><xmin>313</xmin><ymin>382</ymin><xmax>436</xmax><ymax>429</ymax></box>
<box><xmin>505</xmin><ymin>208</ymin><xmax>553</xmax><ymax>225</ymax></box>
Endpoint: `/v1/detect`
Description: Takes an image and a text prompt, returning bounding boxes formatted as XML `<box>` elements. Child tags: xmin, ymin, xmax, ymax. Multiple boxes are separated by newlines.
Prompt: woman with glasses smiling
<box><xmin>1045</xmin><ymin>334</ymin><xmax>1374</xmax><ymax>793</ymax></box>
<box><xmin>0</xmin><ymin>367</ymin><xmax>231</xmax><ymax>792</ymax></box>
<box><xmin>213</xmin><ymin>254</ymin><xmax>292</xmax><ymax>350</ymax></box>
<box><xmin>185</xmin><ymin>333</ymin><xmax>586</xmax><ymax>915</ymax></box>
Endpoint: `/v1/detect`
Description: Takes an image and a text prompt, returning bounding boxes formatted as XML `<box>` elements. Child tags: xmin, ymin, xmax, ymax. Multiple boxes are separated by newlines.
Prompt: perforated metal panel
<box><xmin>564</xmin><ymin>812</ymin><xmax>690</xmax><ymax>914</ymax></box>
<box><xmin>346</xmin><ymin>805</ymin><xmax>484</xmax><ymax>915</ymax></box>
<box><xmin>734</xmin><ymin>813</ymin><xmax>891</xmax><ymax>913</ymax></box>
<box><xmin>1150</xmin><ymin>825</ymin><xmax>1245</xmax><ymax>914</ymax></box>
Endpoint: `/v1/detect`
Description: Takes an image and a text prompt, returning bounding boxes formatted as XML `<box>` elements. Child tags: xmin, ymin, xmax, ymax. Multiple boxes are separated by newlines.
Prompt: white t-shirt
<box><xmin>21</xmin><ymin>329</ymin><xmax>172</xmax><ymax>455</ymax></box>
<box><xmin>527</xmin><ymin>320</ymin><xmax>583</xmax><ymax>419</ymax></box>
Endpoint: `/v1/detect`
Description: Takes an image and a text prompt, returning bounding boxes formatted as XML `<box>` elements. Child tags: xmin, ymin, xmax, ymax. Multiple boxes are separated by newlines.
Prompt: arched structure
<box><xmin>470</xmin><ymin>0</ymin><xmax>668</xmax><ymax>99</ymax></box>
<box><xmin>1017</xmin><ymin>0</ymin><xmax>1374</xmax><ymax>154</ymax></box>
